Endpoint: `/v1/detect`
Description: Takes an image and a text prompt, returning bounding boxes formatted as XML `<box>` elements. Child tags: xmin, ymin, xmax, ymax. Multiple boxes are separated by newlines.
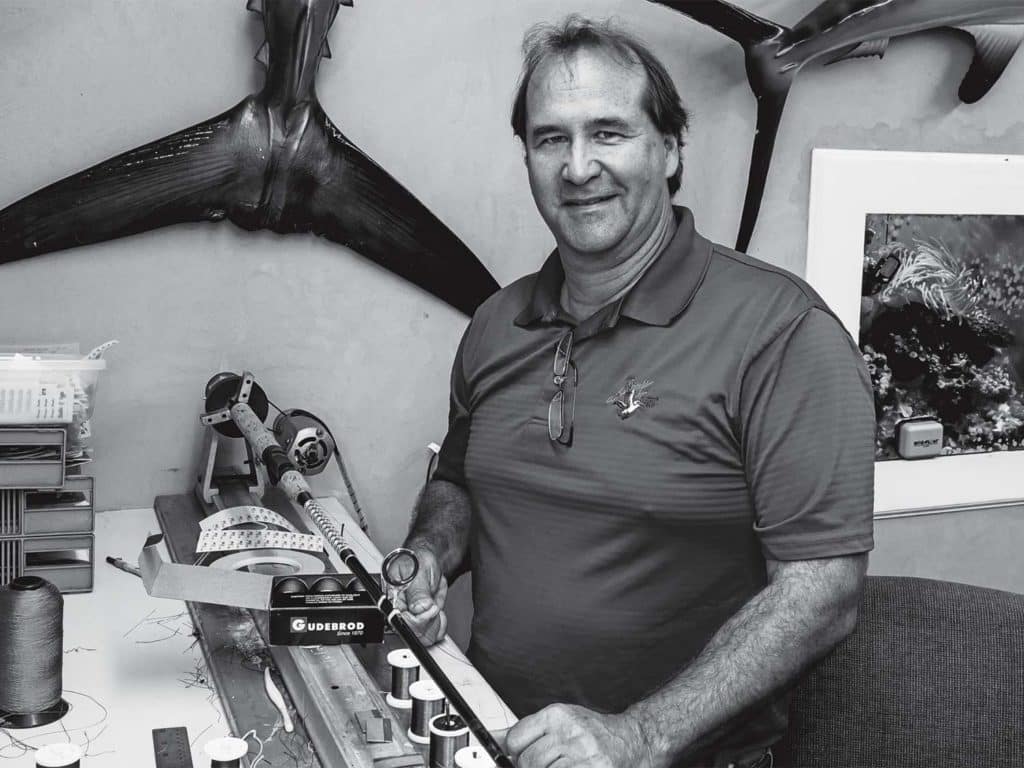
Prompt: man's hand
<box><xmin>393</xmin><ymin>547</ymin><xmax>449</xmax><ymax>645</ymax></box>
<box><xmin>505</xmin><ymin>703</ymin><xmax>654</xmax><ymax>768</ymax></box>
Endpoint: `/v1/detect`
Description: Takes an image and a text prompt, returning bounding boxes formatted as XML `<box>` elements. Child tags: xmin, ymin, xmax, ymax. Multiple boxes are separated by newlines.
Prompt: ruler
<box><xmin>153</xmin><ymin>726</ymin><xmax>194</xmax><ymax>768</ymax></box>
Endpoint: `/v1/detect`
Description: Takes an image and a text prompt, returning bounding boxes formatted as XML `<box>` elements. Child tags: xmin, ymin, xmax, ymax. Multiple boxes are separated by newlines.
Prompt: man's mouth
<box><xmin>563</xmin><ymin>194</ymin><xmax>616</xmax><ymax>207</ymax></box>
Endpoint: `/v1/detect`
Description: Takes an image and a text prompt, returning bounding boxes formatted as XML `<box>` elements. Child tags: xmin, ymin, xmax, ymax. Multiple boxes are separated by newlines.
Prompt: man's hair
<box><xmin>510</xmin><ymin>15</ymin><xmax>689</xmax><ymax>195</ymax></box>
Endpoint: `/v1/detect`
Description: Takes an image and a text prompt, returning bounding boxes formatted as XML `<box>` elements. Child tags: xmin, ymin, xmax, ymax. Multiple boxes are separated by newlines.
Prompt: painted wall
<box><xmin>1</xmin><ymin>0</ymin><xmax>1021</xmax><ymax>606</ymax></box>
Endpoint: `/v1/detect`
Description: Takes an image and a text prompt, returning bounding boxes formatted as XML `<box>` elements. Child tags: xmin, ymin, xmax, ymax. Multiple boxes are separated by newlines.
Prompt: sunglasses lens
<box><xmin>548</xmin><ymin>390</ymin><xmax>564</xmax><ymax>441</ymax></box>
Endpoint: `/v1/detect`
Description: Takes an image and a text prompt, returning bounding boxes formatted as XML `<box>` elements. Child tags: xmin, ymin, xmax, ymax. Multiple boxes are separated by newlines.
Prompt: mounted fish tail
<box><xmin>649</xmin><ymin>0</ymin><xmax>1024</xmax><ymax>252</ymax></box>
<box><xmin>0</xmin><ymin>0</ymin><xmax>499</xmax><ymax>316</ymax></box>
<box><xmin>649</xmin><ymin>0</ymin><xmax>793</xmax><ymax>252</ymax></box>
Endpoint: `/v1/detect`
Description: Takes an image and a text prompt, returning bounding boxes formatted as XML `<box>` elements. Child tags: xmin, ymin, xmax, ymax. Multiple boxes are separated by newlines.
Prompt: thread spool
<box><xmin>455</xmin><ymin>746</ymin><xmax>497</xmax><ymax>768</ymax></box>
<box><xmin>0</xmin><ymin>577</ymin><xmax>70</xmax><ymax>729</ymax></box>
<box><xmin>35</xmin><ymin>743</ymin><xmax>82</xmax><ymax>768</ymax></box>
<box><xmin>310</xmin><ymin>576</ymin><xmax>345</xmax><ymax>593</ymax></box>
<box><xmin>408</xmin><ymin>679</ymin><xmax>446</xmax><ymax>744</ymax></box>
<box><xmin>203</xmin><ymin>736</ymin><xmax>248</xmax><ymax>768</ymax></box>
<box><xmin>429</xmin><ymin>713</ymin><xmax>469</xmax><ymax>768</ymax></box>
<box><xmin>273</xmin><ymin>577</ymin><xmax>308</xmax><ymax>596</ymax></box>
<box><xmin>385</xmin><ymin>648</ymin><xmax>419</xmax><ymax>709</ymax></box>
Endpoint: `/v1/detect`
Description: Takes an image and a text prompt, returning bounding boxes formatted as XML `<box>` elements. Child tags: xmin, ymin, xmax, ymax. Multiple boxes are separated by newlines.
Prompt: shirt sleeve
<box><xmin>431</xmin><ymin>327</ymin><xmax>473</xmax><ymax>488</ymax></box>
<box><xmin>739</xmin><ymin>307</ymin><xmax>875</xmax><ymax>560</ymax></box>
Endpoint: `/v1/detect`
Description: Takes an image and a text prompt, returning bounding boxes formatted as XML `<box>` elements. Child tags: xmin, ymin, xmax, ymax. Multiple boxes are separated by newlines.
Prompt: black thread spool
<box><xmin>309</xmin><ymin>576</ymin><xmax>345</xmax><ymax>593</ymax></box>
<box><xmin>385</xmin><ymin>648</ymin><xmax>419</xmax><ymax>709</ymax></box>
<box><xmin>0</xmin><ymin>577</ymin><xmax>70</xmax><ymax>728</ymax></box>
<box><xmin>408</xmin><ymin>679</ymin><xmax>446</xmax><ymax>744</ymax></box>
<box><xmin>273</xmin><ymin>576</ymin><xmax>309</xmax><ymax>596</ymax></box>
<box><xmin>429</xmin><ymin>713</ymin><xmax>469</xmax><ymax>768</ymax></box>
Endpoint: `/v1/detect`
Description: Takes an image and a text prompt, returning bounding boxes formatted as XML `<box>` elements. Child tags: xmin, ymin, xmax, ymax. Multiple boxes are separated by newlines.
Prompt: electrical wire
<box><xmin>242</xmin><ymin>728</ymin><xmax>265</xmax><ymax>768</ymax></box>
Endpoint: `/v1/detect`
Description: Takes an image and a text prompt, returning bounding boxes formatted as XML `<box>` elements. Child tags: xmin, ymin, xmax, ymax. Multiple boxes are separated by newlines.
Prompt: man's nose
<box><xmin>561</xmin><ymin>141</ymin><xmax>600</xmax><ymax>185</ymax></box>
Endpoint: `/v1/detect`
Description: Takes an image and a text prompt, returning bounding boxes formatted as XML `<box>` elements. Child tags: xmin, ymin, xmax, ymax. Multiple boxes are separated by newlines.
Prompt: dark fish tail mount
<box><xmin>0</xmin><ymin>0</ymin><xmax>499</xmax><ymax>316</ymax></box>
<box><xmin>650</xmin><ymin>0</ymin><xmax>1024</xmax><ymax>252</ymax></box>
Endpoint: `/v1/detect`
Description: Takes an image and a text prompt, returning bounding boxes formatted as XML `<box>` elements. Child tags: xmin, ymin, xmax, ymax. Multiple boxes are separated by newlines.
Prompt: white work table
<box><xmin>1</xmin><ymin>507</ymin><xmax>235</xmax><ymax>767</ymax></box>
<box><xmin>1</xmin><ymin>505</ymin><xmax>514</xmax><ymax>768</ymax></box>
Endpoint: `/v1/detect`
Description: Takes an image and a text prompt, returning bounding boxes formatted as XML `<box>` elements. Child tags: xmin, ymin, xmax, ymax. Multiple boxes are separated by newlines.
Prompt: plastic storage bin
<box><xmin>0</xmin><ymin>356</ymin><xmax>107</xmax><ymax>458</ymax></box>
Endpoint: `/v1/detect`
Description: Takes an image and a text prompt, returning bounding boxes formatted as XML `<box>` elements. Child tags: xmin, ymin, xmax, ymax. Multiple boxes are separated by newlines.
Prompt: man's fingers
<box><xmin>514</xmin><ymin>734</ymin><xmax>558</xmax><ymax>768</ymax></box>
<box><xmin>435</xmin><ymin>576</ymin><xmax>449</xmax><ymax>607</ymax></box>
<box><xmin>410</xmin><ymin>610</ymin><xmax>447</xmax><ymax>646</ymax></box>
<box><xmin>403</xmin><ymin>579</ymin><xmax>436</xmax><ymax>614</ymax></box>
<box><xmin>403</xmin><ymin>603</ymin><xmax>437</xmax><ymax>629</ymax></box>
<box><xmin>413</xmin><ymin>602</ymin><xmax>441</xmax><ymax>622</ymax></box>
<box><xmin>506</xmin><ymin>714</ymin><xmax>547</xmax><ymax>758</ymax></box>
<box><xmin>409</xmin><ymin>595</ymin><xmax>436</xmax><ymax>614</ymax></box>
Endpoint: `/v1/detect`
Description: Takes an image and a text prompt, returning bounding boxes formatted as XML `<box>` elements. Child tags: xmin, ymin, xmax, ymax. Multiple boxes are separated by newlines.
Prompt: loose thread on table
<box><xmin>0</xmin><ymin>689</ymin><xmax>111</xmax><ymax>762</ymax></box>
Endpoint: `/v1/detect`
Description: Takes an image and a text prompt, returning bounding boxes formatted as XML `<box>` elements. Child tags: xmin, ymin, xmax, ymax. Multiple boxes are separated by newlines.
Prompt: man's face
<box><xmin>523</xmin><ymin>47</ymin><xmax>678</xmax><ymax>261</ymax></box>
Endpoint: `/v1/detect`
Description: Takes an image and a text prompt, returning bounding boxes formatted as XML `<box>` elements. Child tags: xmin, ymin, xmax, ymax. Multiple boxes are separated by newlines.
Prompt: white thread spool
<box><xmin>35</xmin><ymin>743</ymin><xmax>82</xmax><ymax>768</ymax></box>
<box><xmin>385</xmin><ymin>648</ymin><xmax>419</xmax><ymax>709</ymax></box>
<box><xmin>429</xmin><ymin>713</ymin><xmax>469</xmax><ymax>768</ymax></box>
<box><xmin>204</xmin><ymin>736</ymin><xmax>248</xmax><ymax>768</ymax></box>
<box><xmin>455</xmin><ymin>746</ymin><xmax>497</xmax><ymax>768</ymax></box>
<box><xmin>408</xmin><ymin>679</ymin><xmax>446</xmax><ymax>744</ymax></box>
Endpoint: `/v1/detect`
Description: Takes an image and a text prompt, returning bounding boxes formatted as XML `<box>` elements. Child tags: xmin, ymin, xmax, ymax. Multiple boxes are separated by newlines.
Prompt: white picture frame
<box><xmin>805</xmin><ymin>148</ymin><xmax>1024</xmax><ymax>515</ymax></box>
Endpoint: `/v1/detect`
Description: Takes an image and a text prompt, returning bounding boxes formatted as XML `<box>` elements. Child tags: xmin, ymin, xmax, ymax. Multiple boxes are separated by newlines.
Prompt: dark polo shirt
<box><xmin>433</xmin><ymin>207</ymin><xmax>874</xmax><ymax>759</ymax></box>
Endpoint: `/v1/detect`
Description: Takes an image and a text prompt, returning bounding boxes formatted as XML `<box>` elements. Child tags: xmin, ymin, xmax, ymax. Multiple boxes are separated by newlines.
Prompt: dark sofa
<box><xmin>776</xmin><ymin>576</ymin><xmax>1024</xmax><ymax>767</ymax></box>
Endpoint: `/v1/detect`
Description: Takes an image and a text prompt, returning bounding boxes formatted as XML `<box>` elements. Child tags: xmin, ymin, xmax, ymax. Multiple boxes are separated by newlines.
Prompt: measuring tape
<box><xmin>196</xmin><ymin>528</ymin><xmax>323</xmax><ymax>554</ymax></box>
<box><xmin>200</xmin><ymin>506</ymin><xmax>299</xmax><ymax>533</ymax></box>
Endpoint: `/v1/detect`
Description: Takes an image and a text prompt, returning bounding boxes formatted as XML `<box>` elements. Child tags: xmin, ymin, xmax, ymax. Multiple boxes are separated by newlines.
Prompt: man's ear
<box><xmin>516</xmin><ymin>135</ymin><xmax>529</xmax><ymax>166</ymax></box>
<box><xmin>663</xmin><ymin>133</ymin><xmax>680</xmax><ymax>179</ymax></box>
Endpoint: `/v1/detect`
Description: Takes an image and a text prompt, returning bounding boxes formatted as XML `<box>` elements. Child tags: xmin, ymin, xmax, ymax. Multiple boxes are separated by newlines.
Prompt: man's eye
<box><xmin>595</xmin><ymin>131</ymin><xmax>622</xmax><ymax>141</ymax></box>
<box><xmin>537</xmin><ymin>135</ymin><xmax>566</xmax><ymax>147</ymax></box>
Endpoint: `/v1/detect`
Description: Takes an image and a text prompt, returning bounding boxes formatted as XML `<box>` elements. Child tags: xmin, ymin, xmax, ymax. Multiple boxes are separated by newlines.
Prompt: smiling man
<box><xmin>399</xmin><ymin>15</ymin><xmax>875</xmax><ymax>768</ymax></box>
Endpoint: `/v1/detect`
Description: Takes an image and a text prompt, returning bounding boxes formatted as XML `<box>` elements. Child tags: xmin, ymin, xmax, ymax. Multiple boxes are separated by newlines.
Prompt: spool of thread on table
<box><xmin>429</xmin><ymin>713</ymin><xmax>469</xmax><ymax>768</ymax></box>
<box><xmin>385</xmin><ymin>648</ymin><xmax>420</xmax><ymax>709</ymax></box>
<box><xmin>203</xmin><ymin>736</ymin><xmax>248</xmax><ymax>768</ymax></box>
<box><xmin>0</xmin><ymin>577</ymin><xmax>69</xmax><ymax>729</ymax></box>
<box><xmin>455</xmin><ymin>746</ymin><xmax>497</xmax><ymax>768</ymax></box>
<box><xmin>408</xmin><ymin>679</ymin><xmax>446</xmax><ymax>744</ymax></box>
<box><xmin>35</xmin><ymin>743</ymin><xmax>82</xmax><ymax>768</ymax></box>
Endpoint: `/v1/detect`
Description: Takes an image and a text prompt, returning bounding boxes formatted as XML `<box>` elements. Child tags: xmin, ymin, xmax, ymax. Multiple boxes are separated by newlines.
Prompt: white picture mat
<box><xmin>805</xmin><ymin>149</ymin><xmax>1024</xmax><ymax>514</ymax></box>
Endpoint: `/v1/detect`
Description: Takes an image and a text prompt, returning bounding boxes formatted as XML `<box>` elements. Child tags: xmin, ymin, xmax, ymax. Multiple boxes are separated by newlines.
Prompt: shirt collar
<box><xmin>514</xmin><ymin>206</ymin><xmax>712</xmax><ymax>332</ymax></box>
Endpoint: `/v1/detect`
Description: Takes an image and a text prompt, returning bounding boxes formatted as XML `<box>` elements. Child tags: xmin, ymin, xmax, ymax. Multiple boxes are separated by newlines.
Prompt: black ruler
<box><xmin>153</xmin><ymin>727</ymin><xmax>194</xmax><ymax>768</ymax></box>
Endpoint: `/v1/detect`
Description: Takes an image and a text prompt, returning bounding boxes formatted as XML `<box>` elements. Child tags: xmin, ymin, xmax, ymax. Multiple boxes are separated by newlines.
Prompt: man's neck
<box><xmin>558</xmin><ymin>199</ymin><xmax>676</xmax><ymax>322</ymax></box>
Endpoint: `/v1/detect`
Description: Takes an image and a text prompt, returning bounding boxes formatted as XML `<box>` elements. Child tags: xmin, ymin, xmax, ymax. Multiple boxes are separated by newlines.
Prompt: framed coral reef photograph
<box><xmin>806</xmin><ymin>149</ymin><xmax>1024</xmax><ymax>515</ymax></box>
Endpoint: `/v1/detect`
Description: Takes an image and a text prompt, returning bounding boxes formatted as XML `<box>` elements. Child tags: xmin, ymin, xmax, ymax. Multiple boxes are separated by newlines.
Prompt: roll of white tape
<box><xmin>210</xmin><ymin>549</ymin><xmax>326</xmax><ymax>575</ymax></box>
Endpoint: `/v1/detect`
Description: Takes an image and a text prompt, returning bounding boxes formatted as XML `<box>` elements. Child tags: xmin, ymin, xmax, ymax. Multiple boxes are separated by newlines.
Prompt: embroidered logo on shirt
<box><xmin>607</xmin><ymin>377</ymin><xmax>658</xmax><ymax>419</ymax></box>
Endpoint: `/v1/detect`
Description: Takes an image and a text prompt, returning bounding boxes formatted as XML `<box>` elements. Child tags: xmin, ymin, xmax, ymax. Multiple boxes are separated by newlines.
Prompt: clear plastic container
<box><xmin>0</xmin><ymin>356</ymin><xmax>108</xmax><ymax>459</ymax></box>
